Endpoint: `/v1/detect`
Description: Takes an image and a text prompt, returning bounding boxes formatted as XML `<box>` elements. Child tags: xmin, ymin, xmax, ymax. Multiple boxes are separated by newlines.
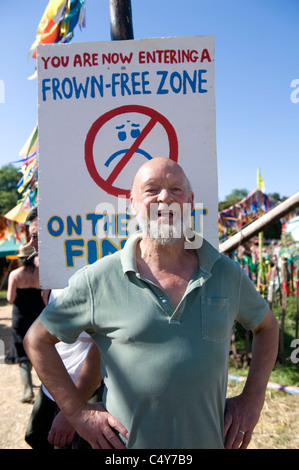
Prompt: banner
<box><xmin>37</xmin><ymin>36</ymin><xmax>218</xmax><ymax>288</ymax></box>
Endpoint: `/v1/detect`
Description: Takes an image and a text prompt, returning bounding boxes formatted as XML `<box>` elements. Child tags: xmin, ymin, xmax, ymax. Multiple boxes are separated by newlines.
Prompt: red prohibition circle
<box><xmin>84</xmin><ymin>104</ymin><xmax>178</xmax><ymax>198</ymax></box>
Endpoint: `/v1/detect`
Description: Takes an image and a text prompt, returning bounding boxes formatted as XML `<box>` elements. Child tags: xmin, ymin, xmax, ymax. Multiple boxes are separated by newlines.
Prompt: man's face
<box><xmin>28</xmin><ymin>218</ymin><xmax>38</xmax><ymax>253</ymax></box>
<box><xmin>130</xmin><ymin>159</ymin><xmax>194</xmax><ymax>245</ymax></box>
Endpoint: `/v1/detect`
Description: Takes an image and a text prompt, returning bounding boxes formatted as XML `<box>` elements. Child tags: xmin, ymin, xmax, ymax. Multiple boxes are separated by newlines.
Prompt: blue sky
<box><xmin>0</xmin><ymin>0</ymin><xmax>298</xmax><ymax>202</ymax></box>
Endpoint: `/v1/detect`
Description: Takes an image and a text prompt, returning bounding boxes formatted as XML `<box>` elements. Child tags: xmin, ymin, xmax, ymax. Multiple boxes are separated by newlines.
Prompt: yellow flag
<box><xmin>257</xmin><ymin>168</ymin><xmax>264</xmax><ymax>191</ymax></box>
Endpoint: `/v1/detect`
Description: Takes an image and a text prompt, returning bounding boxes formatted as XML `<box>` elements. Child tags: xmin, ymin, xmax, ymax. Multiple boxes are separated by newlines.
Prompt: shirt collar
<box><xmin>121</xmin><ymin>231</ymin><xmax>221</xmax><ymax>276</ymax></box>
<box><xmin>120</xmin><ymin>231</ymin><xmax>141</xmax><ymax>274</ymax></box>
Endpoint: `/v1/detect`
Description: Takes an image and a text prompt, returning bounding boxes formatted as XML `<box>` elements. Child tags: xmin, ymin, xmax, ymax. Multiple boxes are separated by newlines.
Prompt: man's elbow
<box><xmin>23</xmin><ymin>320</ymin><xmax>38</xmax><ymax>359</ymax></box>
<box><xmin>253</xmin><ymin>309</ymin><xmax>279</xmax><ymax>336</ymax></box>
<box><xmin>23</xmin><ymin>318</ymin><xmax>51</xmax><ymax>360</ymax></box>
<box><xmin>269</xmin><ymin>310</ymin><xmax>279</xmax><ymax>338</ymax></box>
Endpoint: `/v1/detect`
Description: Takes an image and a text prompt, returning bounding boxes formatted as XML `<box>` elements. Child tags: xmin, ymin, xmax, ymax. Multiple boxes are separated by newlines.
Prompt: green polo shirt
<box><xmin>40</xmin><ymin>232</ymin><xmax>269</xmax><ymax>449</ymax></box>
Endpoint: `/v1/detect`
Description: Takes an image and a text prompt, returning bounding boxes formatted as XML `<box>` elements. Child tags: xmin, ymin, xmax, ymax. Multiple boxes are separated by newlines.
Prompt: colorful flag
<box><xmin>257</xmin><ymin>167</ymin><xmax>265</xmax><ymax>192</ymax></box>
<box><xmin>28</xmin><ymin>0</ymin><xmax>85</xmax><ymax>59</ymax></box>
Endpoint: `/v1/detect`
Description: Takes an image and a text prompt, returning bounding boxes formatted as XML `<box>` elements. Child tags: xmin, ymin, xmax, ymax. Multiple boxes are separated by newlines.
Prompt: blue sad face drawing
<box><xmin>105</xmin><ymin>120</ymin><xmax>152</xmax><ymax>167</ymax></box>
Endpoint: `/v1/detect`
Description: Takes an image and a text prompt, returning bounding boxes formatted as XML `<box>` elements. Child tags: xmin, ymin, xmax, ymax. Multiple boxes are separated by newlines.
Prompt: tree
<box><xmin>218</xmin><ymin>188</ymin><xmax>249</xmax><ymax>211</ymax></box>
<box><xmin>0</xmin><ymin>164</ymin><xmax>22</xmax><ymax>215</ymax></box>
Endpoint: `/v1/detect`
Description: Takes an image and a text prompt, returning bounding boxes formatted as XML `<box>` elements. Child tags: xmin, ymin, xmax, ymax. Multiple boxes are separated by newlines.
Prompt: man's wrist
<box><xmin>60</xmin><ymin>397</ymin><xmax>88</xmax><ymax>422</ymax></box>
<box><xmin>241</xmin><ymin>386</ymin><xmax>265</xmax><ymax>410</ymax></box>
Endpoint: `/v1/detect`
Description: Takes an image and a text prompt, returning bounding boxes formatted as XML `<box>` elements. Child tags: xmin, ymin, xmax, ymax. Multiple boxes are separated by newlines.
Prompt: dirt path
<box><xmin>0</xmin><ymin>299</ymin><xmax>298</xmax><ymax>449</ymax></box>
<box><xmin>0</xmin><ymin>301</ymin><xmax>41</xmax><ymax>449</ymax></box>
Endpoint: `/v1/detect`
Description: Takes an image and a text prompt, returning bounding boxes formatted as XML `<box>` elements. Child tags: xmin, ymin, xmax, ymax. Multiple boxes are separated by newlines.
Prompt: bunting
<box><xmin>16</xmin><ymin>125</ymin><xmax>39</xmax><ymax>207</ymax></box>
<box><xmin>29</xmin><ymin>0</ymin><xmax>86</xmax><ymax>59</ymax></box>
<box><xmin>1</xmin><ymin>1</ymin><xmax>86</xmax><ymax>250</ymax></box>
<box><xmin>0</xmin><ymin>215</ymin><xmax>26</xmax><ymax>244</ymax></box>
<box><xmin>218</xmin><ymin>189</ymin><xmax>277</xmax><ymax>241</ymax></box>
<box><xmin>12</xmin><ymin>1</ymin><xmax>86</xmax><ymax>212</ymax></box>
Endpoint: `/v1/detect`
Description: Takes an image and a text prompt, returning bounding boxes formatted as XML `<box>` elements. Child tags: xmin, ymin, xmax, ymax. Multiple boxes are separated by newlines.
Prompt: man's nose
<box><xmin>157</xmin><ymin>188</ymin><xmax>172</xmax><ymax>203</ymax></box>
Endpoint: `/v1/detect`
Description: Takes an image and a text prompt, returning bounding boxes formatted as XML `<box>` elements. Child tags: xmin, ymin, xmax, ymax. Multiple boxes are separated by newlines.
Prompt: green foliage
<box><xmin>0</xmin><ymin>164</ymin><xmax>22</xmax><ymax>215</ymax></box>
<box><xmin>218</xmin><ymin>188</ymin><xmax>249</xmax><ymax>212</ymax></box>
<box><xmin>231</xmin><ymin>294</ymin><xmax>299</xmax><ymax>386</ymax></box>
<box><xmin>272</xmin><ymin>295</ymin><xmax>298</xmax><ymax>358</ymax></box>
<box><xmin>270</xmin><ymin>362</ymin><xmax>299</xmax><ymax>387</ymax></box>
<box><xmin>219</xmin><ymin>189</ymin><xmax>287</xmax><ymax>213</ymax></box>
<box><xmin>225</xmin><ymin>188</ymin><xmax>249</xmax><ymax>203</ymax></box>
<box><xmin>229</xmin><ymin>363</ymin><xmax>299</xmax><ymax>388</ymax></box>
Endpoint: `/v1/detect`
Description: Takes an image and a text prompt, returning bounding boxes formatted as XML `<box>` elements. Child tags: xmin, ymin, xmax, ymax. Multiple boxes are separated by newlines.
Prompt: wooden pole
<box><xmin>109</xmin><ymin>0</ymin><xmax>134</xmax><ymax>40</ymax></box>
<box><xmin>257</xmin><ymin>230</ymin><xmax>265</xmax><ymax>294</ymax></box>
<box><xmin>220</xmin><ymin>192</ymin><xmax>299</xmax><ymax>254</ymax></box>
<box><xmin>296</xmin><ymin>266</ymin><xmax>299</xmax><ymax>339</ymax></box>
<box><xmin>279</xmin><ymin>258</ymin><xmax>288</xmax><ymax>363</ymax></box>
<box><xmin>257</xmin><ymin>170</ymin><xmax>265</xmax><ymax>295</ymax></box>
<box><xmin>267</xmin><ymin>265</ymin><xmax>276</xmax><ymax>310</ymax></box>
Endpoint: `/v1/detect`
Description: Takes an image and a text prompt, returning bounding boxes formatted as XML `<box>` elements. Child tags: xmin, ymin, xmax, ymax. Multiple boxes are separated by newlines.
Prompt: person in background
<box><xmin>24</xmin><ymin>207</ymin><xmax>103</xmax><ymax>449</ymax></box>
<box><xmin>5</xmin><ymin>243</ymin><xmax>45</xmax><ymax>403</ymax></box>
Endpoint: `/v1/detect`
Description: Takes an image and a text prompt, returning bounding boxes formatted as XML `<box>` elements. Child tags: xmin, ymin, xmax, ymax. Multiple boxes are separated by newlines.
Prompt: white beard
<box><xmin>135</xmin><ymin>202</ymin><xmax>191</xmax><ymax>246</ymax></box>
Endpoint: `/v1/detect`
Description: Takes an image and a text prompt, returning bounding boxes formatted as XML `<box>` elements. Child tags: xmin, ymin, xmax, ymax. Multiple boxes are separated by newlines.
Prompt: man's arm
<box><xmin>24</xmin><ymin>318</ymin><xmax>129</xmax><ymax>449</ymax></box>
<box><xmin>224</xmin><ymin>309</ymin><xmax>279</xmax><ymax>449</ymax></box>
<box><xmin>48</xmin><ymin>341</ymin><xmax>103</xmax><ymax>448</ymax></box>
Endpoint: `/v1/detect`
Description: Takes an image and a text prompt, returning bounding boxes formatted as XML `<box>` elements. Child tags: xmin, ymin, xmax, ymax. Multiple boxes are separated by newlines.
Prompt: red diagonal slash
<box><xmin>84</xmin><ymin>105</ymin><xmax>178</xmax><ymax>197</ymax></box>
<box><xmin>106</xmin><ymin>117</ymin><xmax>157</xmax><ymax>186</ymax></box>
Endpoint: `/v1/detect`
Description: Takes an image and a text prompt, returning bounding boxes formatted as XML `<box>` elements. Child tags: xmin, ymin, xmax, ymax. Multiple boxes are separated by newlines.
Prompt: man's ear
<box><xmin>130</xmin><ymin>195</ymin><xmax>138</xmax><ymax>216</ymax></box>
<box><xmin>189</xmin><ymin>191</ymin><xmax>194</xmax><ymax>212</ymax></box>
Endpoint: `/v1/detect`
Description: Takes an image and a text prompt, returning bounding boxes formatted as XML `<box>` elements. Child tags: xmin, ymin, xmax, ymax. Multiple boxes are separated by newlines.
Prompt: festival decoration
<box><xmin>28</xmin><ymin>0</ymin><xmax>86</xmax><ymax>59</ymax></box>
<box><xmin>3</xmin><ymin>1</ymin><xmax>86</xmax><ymax>248</ymax></box>
<box><xmin>218</xmin><ymin>189</ymin><xmax>276</xmax><ymax>241</ymax></box>
<box><xmin>0</xmin><ymin>215</ymin><xmax>26</xmax><ymax>246</ymax></box>
<box><xmin>12</xmin><ymin>0</ymin><xmax>86</xmax><ymax>208</ymax></box>
<box><xmin>257</xmin><ymin>167</ymin><xmax>265</xmax><ymax>193</ymax></box>
<box><xmin>16</xmin><ymin>125</ymin><xmax>38</xmax><ymax>208</ymax></box>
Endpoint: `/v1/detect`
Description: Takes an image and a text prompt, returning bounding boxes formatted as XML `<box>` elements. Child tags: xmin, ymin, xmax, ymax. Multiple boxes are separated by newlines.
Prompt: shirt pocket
<box><xmin>201</xmin><ymin>296</ymin><xmax>229</xmax><ymax>343</ymax></box>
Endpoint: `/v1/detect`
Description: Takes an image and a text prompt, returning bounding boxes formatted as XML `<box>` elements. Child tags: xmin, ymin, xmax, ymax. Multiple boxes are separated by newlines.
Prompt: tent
<box><xmin>4</xmin><ymin>201</ymin><xmax>30</xmax><ymax>225</ymax></box>
<box><xmin>285</xmin><ymin>215</ymin><xmax>299</xmax><ymax>242</ymax></box>
<box><xmin>0</xmin><ymin>237</ymin><xmax>23</xmax><ymax>257</ymax></box>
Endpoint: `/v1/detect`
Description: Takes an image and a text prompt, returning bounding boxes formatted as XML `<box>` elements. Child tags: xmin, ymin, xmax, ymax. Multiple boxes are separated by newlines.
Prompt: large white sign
<box><xmin>37</xmin><ymin>36</ymin><xmax>218</xmax><ymax>288</ymax></box>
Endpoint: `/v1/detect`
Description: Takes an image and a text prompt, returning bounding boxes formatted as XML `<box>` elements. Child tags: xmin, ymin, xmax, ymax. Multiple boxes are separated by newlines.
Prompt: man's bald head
<box><xmin>131</xmin><ymin>157</ymin><xmax>192</xmax><ymax>198</ymax></box>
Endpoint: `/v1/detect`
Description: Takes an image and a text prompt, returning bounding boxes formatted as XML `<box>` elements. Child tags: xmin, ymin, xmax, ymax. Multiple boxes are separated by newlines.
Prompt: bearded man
<box><xmin>24</xmin><ymin>157</ymin><xmax>278</xmax><ymax>449</ymax></box>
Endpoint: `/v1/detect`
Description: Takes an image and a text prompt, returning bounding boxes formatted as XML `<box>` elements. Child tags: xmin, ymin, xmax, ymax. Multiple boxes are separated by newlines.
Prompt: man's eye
<box><xmin>145</xmin><ymin>188</ymin><xmax>158</xmax><ymax>193</ymax></box>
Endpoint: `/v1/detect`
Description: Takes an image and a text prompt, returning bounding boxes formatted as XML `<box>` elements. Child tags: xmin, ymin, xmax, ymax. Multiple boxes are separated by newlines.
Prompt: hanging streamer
<box><xmin>218</xmin><ymin>189</ymin><xmax>277</xmax><ymax>241</ymax></box>
<box><xmin>9</xmin><ymin>1</ymin><xmax>86</xmax><ymax>217</ymax></box>
<box><xmin>28</xmin><ymin>0</ymin><xmax>85</xmax><ymax>59</ymax></box>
